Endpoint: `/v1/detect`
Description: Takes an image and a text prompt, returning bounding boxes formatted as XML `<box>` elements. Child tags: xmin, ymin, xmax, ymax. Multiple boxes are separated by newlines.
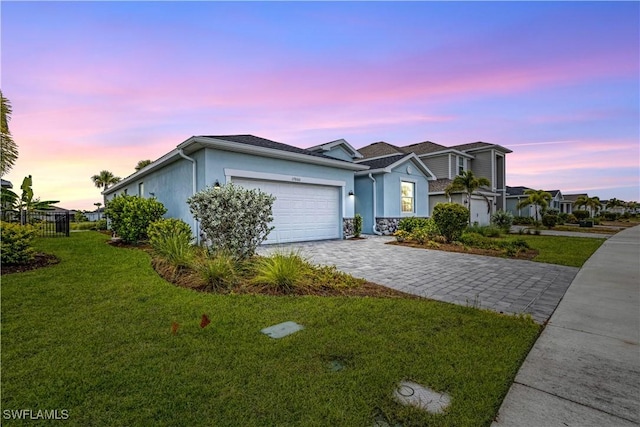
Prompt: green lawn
<box><xmin>506</xmin><ymin>234</ymin><xmax>605</xmax><ymax>267</ymax></box>
<box><xmin>2</xmin><ymin>232</ymin><xmax>540</xmax><ymax>426</ymax></box>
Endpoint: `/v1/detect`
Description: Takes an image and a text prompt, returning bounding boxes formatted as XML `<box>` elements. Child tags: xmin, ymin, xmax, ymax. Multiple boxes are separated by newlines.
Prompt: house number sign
<box><xmin>291</xmin><ymin>177</ymin><xmax>301</xmax><ymax>182</ymax></box>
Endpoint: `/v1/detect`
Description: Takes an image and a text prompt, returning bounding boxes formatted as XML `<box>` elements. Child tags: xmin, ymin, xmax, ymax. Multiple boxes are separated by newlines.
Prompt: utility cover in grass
<box><xmin>261</xmin><ymin>321</ymin><xmax>304</xmax><ymax>339</ymax></box>
<box><xmin>394</xmin><ymin>381</ymin><xmax>451</xmax><ymax>414</ymax></box>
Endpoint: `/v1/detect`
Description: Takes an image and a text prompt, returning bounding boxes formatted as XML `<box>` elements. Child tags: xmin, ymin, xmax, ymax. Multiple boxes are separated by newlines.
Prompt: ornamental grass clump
<box><xmin>252</xmin><ymin>250</ymin><xmax>310</xmax><ymax>293</ymax></box>
<box><xmin>148</xmin><ymin>219</ymin><xmax>194</xmax><ymax>273</ymax></box>
<box><xmin>197</xmin><ymin>250</ymin><xmax>238</xmax><ymax>291</ymax></box>
<box><xmin>188</xmin><ymin>183</ymin><xmax>275</xmax><ymax>260</ymax></box>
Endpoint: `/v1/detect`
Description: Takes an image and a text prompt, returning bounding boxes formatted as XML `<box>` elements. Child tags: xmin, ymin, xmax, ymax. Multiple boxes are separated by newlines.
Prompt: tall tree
<box><xmin>444</xmin><ymin>170</ymin><xmax>491</xmax><ymax>224</ymax></box>
<box><xmin>91</xmin><ymin>170</ymin><xmax>121</xmax><ymax>192</ymax></box>
<box><xmin>1</xmin><ymin>90</ymin><xmax>19</xmax><ymax>176</ymax></box>
<box><xmin>516</xmin><ymin>189</ymin><xmax>552</xmax><ymax>222</ymax></box>
<box><xmin>573</xmin><ymin>195</ymin><xmax>601</xmax><ymax>217</ymax></box>
<box><xmin>134</xmin><ymin>159</ymin><xmax>152</xmax><ymax>171</ymax></box>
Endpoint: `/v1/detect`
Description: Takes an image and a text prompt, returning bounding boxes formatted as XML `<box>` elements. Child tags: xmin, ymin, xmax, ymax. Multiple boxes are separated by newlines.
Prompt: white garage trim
<box><xmin>224</xmin><ymin>168</ymin><xmax>346</xmax><ymax>188</ymax></box>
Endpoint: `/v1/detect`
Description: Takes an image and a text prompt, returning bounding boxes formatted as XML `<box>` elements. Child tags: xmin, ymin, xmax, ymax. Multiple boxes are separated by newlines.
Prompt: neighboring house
<box><xmin>86</xmin><ymin>208</ymin><xmax>105</xmax><ymax>222</ymax></box>
<box><xmin>1</xmin><ymin>179</ymin><xmax>12</xmax><ymax>189</ymax></box>
<box><xmin>506</xmin><ymin>187</ymin><xmax>564</xmax><ymax>218</ymax></box>
<box><xmin>560</xmin><ymin>193</ymin><xmax>587</xmax><ymax>215</ymax></box>
<box><xmin>356</xmin><ymin>140</ymin><xmax>511</xmax><ymax>226</ymax></box>
<box><xmin>103</xmin><ymin>135</ymin><xmax>368</xmax><ymax>244</ymax></box>
<box><xmin>352</xmin><ymin>153</ymin><xmax>436</xmax><ymax>235</ymax></box>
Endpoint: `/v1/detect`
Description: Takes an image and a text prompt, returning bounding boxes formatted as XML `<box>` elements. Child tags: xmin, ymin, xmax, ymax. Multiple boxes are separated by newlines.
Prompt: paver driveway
<box><xmin>261</xmin><ymin>236</ymin><xmax>579</xmax><ymax>324</ymax></box>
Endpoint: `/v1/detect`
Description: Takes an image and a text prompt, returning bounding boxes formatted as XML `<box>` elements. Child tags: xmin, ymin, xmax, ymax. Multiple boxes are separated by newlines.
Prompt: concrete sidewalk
<box><xmin>493</xmin><ymin>225</ymin><xmax>640</xmax><ymax>426</ymax></box>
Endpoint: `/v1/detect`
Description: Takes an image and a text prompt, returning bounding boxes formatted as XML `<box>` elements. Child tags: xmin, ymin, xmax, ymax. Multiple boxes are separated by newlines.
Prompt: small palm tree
<box><xmin>134</xmin><ymin>159</ymin><xmax>152</xmax><ymax>171</ymax></box>
<box><xmin>605</xmin><ymin>198</ymin><xmax>624</xmax><ymax>211</ymax></box>
<box><xmin>445</xmin><ymin>170</ymin><xmax>491</xmax><ymax>224</ymax></box>
<box><xmin>573</xmin><ymin>195</ymin><xmax>601</xmax><ymax>217</ymax></box>
<box><xmin>515</xmin><ymin>189</ymin><xmax>552</xmax><ymax>222</ymax></box>
<box><xmin>1</xmin><ymin>90</ymin><xmax>19</xmax><ymax>176</ymax></box>
<box><xmin>91</xmin><ymin>170</ymin><xmax>121</xmax><ymax>192</ymax></box>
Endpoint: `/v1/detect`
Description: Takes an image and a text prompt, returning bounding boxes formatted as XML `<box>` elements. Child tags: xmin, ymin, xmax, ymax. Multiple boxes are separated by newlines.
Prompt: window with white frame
<box><xmin>401</xmin><ymin>181</ymin><xmax>415</xmax><ymax>213</ymax></box>
<box><xmin>458</xmin><ymin>156</ymin><xmax>465</xmax><ymax>175</ymax></box>
<box><xmin>138</xmin><ymin>182</ymin><xmax>144</xmax><ymax>196</ymax></box>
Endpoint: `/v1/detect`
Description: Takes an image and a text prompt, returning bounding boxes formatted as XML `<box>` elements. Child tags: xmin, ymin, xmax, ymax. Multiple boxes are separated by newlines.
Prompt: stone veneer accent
<box><xmin>375</xmin><ymin>217</ymin><xmax>403</xmax><ymax>235</ymax></box>
<box><xmin>343</xmin><ymin>217</ymin><xmax>355</xmax><ymax>238</ymax></box>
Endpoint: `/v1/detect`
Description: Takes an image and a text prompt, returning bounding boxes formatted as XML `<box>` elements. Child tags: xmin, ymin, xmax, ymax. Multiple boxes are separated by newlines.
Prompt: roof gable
<box><xmin>452</xmin><ymin>141</ymin><xmax>513</xmax><ymax>154</ymax></box>
<box><xmin>307</xmin><ymin>138</ymin><xmax>363</xmax><ymax>160</ymax></box>
<box><xmin>355</xmin><ymin>153</ymin><xmax>436</xmax><ymax>180</ymax></box>
<box><xmin>401</xmin><ymin>140</ymin><xmax>448</xmax><ymax>155</ymax></box>
<box><xmin>357</xmin><ymin>141</ymin><xmax>404</xmax><ymax>158</ymax></box>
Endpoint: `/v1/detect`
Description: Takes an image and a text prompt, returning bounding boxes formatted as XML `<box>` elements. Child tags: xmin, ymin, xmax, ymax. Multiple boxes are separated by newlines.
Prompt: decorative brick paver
<box><xmin>260</xmin><ymin>236</ymin><xmax>578</xmax><ymax>324</ymax></box>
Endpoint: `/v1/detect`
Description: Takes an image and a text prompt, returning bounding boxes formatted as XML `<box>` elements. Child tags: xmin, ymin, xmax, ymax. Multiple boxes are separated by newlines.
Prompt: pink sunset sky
<box><xmin>2</xmin><ymin>1</ymin><xmax>638</xmax><ymax>211</ymax></box>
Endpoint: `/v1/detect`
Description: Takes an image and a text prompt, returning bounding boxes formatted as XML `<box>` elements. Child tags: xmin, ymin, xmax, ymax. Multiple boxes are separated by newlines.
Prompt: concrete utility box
<box><xmin>260</xmin><ymin>321</ymin><xmax>304</xmax><ymax>339</ymax></box>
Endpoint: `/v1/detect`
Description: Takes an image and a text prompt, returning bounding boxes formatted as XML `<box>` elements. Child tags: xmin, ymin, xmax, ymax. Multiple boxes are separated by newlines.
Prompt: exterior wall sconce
<box><xmin>348</xmin><ymin>190</ymin><xmax>354</xmax><ymax>196</ymax></box>
<box><xmin>463</xmin><ymin>199</ymin><xmax>468</xmax><ymax>205</ymax></box>
<box><xmin>149</xmin><ymin>192</ymin><xmax>155</xmax><ymax>197</ymax></box>
<box><xmin>214</xmin><ymin>180</ymin><xmax>221</xmax><ymax>189</ymax></box>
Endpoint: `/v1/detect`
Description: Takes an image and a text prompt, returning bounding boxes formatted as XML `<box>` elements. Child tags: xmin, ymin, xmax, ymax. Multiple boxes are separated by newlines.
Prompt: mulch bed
<box><xmin>151</xmin><ymin>258</ymin><xmax>419</xmax><ymax>299</ymax></box>
<box><xmin>2</xmin><ymin>253</ymin><xmax>60</xmax><ymax>274</ymax></box>
<box><xmin>387</xmin><ymin>240</ymin><xmax>539</xmax><ymax>261</ymax></box>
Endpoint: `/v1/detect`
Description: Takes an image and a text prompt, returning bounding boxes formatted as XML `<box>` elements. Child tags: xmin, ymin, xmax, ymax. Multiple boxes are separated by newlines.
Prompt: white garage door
<box><xmin>231</xmin><ymin>178</ymin><xmax>340</xmax><ymax>244</ymax></box>
<box><xmin>470</xmin><ymin>197</ymin><xmax>491</xmax><ymax>226</ymax></box>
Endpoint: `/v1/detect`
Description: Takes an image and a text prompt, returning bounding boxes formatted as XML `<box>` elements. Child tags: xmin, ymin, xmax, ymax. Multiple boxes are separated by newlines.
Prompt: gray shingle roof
<box><xmin>429</xmin><ymin>178</ymin><xmax>453</xmax><ymax>192</ymax></box>
<box><xmin>357</xmin><ymin>141</ymin><xmax>404</xmax><ymax>158</ymax></box>
<box><xmin>506</xmin><ymin>186</ymin><xmax>532</xmax><ymax>196</ymax></box>
<box><xmin>356</xmin><ymin>154</ymin><xmax>408</xmax><ymax>170</ymax></box>
<box><xmin>202</xmin><ymin>134</ymin><xmax>335</xmax><ymax>160</ymax></box>
<box><xmin>452</xmin><ymin>141</ymin><xmax>513</xmax><ymax>154</ymax></box>
<box><xmin>401</xmin><ymin>140</ymin><xmax>448</xmax><ymax>155</ymax></box>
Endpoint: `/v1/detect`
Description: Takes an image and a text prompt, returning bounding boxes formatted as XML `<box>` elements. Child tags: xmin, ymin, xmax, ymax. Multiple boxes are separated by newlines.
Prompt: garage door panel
<box><xmin>231</xmin><ymin>178</ymin><xmax>340</xmax><ymax>244</ymax></box>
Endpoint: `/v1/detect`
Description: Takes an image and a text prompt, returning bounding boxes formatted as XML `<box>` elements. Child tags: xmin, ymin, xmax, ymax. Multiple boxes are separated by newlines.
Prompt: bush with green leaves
<box><xmin>603</xmin><ymin>212</ymin><xmax>620</xmax><ymax>221</ymax></box>
<box><xmin>513</xmin><ymin>216</ymin><xmax>534</xmax><ymax>225</ymax></box>
<box><xmin>74</xmin><ymin>211</ymin><xmax>88</xmax><ymax>222</ymax></box>
<box><xmin>105</xmin><ymin>195</ymin><xmax>167</xmax><ymax>244</ymax></box>
<box><xmin>252</xmin><ymin>250</ymin><xmax>310</xmax><ymax>293</ymax></box>
<box><xmin>432</xmin><ymin>203</ymin><xmax>469</xmax><ymax>243</ymax></box>
<box><xmin>572</xmin><ymin>210</ymin><xmax>590</xmax><ymax>220</ymax></box>
<box><xmin>353</xmin><ymin>214</ymin><xmax>362</xmax><ymax>238</ymax></box>
<box><xmin>188</xmin><ymin>183</ymin><xmax>275</xmax><ymax>260</ymax></box>
<box><xmin>491</xmin><ymin>210</ymin><xmax>514</xmax><ymax>231</ymax></box>
<box><xmin>466</xmin><ymin>224</ymin><xmax>502</xmax><ymax>238</ymax></box>
<box><xmin>542</xmin><ymin>214</ymin><xmax>558</xmax><ymax>229</ymax></box>
<box><xmin>1</xmin><ymin>222</ymin><xmax>37</xmax><ymax>265</ymax></box>
<box><xmin>92</xmin><ymin>219</ymin><xmax>108</xmax><ymax>231</ymax></box>
<box><xmin>148</xmin><ymin>218</ymin><xmax>192</xmax><ymax>247</ymax></box>
<box><xmin>397</xmin><ymin>217</ymin><xmax>432</xmax><ymax>233</ymax></box>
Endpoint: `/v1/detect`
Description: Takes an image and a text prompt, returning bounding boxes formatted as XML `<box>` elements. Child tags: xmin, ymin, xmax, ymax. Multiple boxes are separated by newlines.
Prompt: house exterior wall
<box><xmin>105</xmin><ymin>147</ymin><xmax>357</xmax><ymax>240</ymax></box>
<box><xmin>469</xmin><ymin>151</ymin><xmax>493</xmax><ymax>186</ymax></box>
<box><xmin>428</xmin><ymin>194</ymin><xmax>452</xmax><ymax>216</ymax></box>
<box><xmin>354</xmin><ymin>173</ymin><xmax>379</xmax><ymax>235</ymax></box>
<box><xmin>381</xmin><ymin>164</ymin><xmax>429</xmax><ymax>218</ymax></box>
<box><xmin>421</xmin><ymin>154</ymin><xmax>449</xmax><ymax>178</ymax></box>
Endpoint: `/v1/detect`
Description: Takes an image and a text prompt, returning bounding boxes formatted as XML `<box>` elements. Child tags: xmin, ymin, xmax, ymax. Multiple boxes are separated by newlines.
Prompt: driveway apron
<box><xmin>261</xmin><ymin>236</ymin><xmax>578</xmax><ymax>324</ymax></box>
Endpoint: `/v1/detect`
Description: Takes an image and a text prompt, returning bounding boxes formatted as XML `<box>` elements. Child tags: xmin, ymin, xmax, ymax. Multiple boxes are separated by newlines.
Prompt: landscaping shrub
<box><xmin>459</xmin><ymin>232</ymin><xmax>493</xmax><ymax>249</ymax></box>
<box><xmin>105</xmin><ymin>195</ymin><xmax>167</xmax><ymax>244</ymax></box>
<box><xmin>148</xmin><ymin>219</ymin><xmax>194</xmax><ymax>272</ymax></box>
<box><xmin>572</xmin><ymin>210</ymin><xmax>590</xmax><ymax>220</ymax></box>
<box><xmin>393</xmin><ymin>230</ymin><xmax>410</xmax><ymax>242</ymax></box>
<box><xmin>432</xmin><ymin>203</ymin><xmax>469</xmax><ymax>243</ymax></box>
<box><xmin>92</xmin><ymin>219</ymin><xmax>108</xmax><ymax>231</ymax></box>
<box><xmin>309</xmin><ymin>264</ymin><xmax>365</xmax><ymax>289</ymax></box>
<box><xmin>397</xmin><ymin>217</ymin><xmax>432</xmax><ymax>233</ymax></box>
<box><xmin>148</xmin><ymin>218</ymin><xmax>192</xmax><ymax>247</ymax></box>
<box><xmin>542</xmin><ymin>214</ymin><xmax>558</xmax><ymax>229</ymax></box>
<box><xmin>74</xmin><ymin>211</ymin><xmax>88</xmax><ymax>222</ymax></box>
<box><xmin>467</xmin><ymin>224</ymin><xmax>502</xmax><ymax>238</ymax></box>
<box><xmin>0</xmin><ymin>222</ymin><xmax>36</xmax><ymax>265</ymax></box>
<box><xmin>410</xmin><ymin>227</ymin><xmax>429</xmax><ymax>244</ymax></box>
<box><xmin>353</xmin><ymin>214</ymin><xmax>362</xmax><ymax>238</ymax></box>
<box><xmin>188</xmin><ymin>183</ymin><xmax>275</xmax><ymax>260</ymax></box>
<box><xmin>603</xmin><ymin>212</ymin><xmax>620</xmax><ymax>221</ymax></box>
<box><xmin>566</xmin><ymin>214</ymin><xmax>578</xmax><ymax>224</ymax></box>
<box><xmin>512</xmin><ymin>216</ymin><xmax>534</xmax><ymax>225</ymax></box>
<box><xmin>491</xmin><ymin>210</ymin><xmax>514</xmax><ymax>231</ymax></box>
<box><xmin>252</xmin><ymin>251</ymin><xmax>309</xmax><ymax>293</ymax></box>
<box><xmin>197</xmin><ymin>250</ymin><xmax>237</xmax><ymax>290</ymax></box>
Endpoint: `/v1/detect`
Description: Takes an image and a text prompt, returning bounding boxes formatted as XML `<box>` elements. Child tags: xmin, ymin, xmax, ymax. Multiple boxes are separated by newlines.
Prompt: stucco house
<box><xmin>103</xmin><ymin>135</ymin><xmax>368</xmax><ymax>244</ymax></box>
<box><xmin>356</xmin><ymin>140</ymin><xmax>511</xmax><ymax>227</ymax></box>
<box><xmin>506</xmin><ymin>187</ymin><xmax>564</xmax><ymax>218</ymax></box>
<box><xmin>352</xmin><ymin>153</ymin><xmax>436</xmax><ymax>235</ymax></box>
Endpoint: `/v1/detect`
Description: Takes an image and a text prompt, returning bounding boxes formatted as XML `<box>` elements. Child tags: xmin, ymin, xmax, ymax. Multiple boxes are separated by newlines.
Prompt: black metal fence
<box><xmin>12</xmin><ymin>211</ymin><xmax>71</xmax><ymax>237</ymax></box>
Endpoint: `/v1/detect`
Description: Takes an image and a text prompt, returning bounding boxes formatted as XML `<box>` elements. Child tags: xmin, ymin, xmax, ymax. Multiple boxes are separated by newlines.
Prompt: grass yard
<box><xmin>504</xmin><ymin>234</ymin><xmax>605</xmax><ymax>267</ymax></box>
<box><xmin>1</xmin><ymin>232</ymin><xmax>540</xmax><ymax>426</ymax></box>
